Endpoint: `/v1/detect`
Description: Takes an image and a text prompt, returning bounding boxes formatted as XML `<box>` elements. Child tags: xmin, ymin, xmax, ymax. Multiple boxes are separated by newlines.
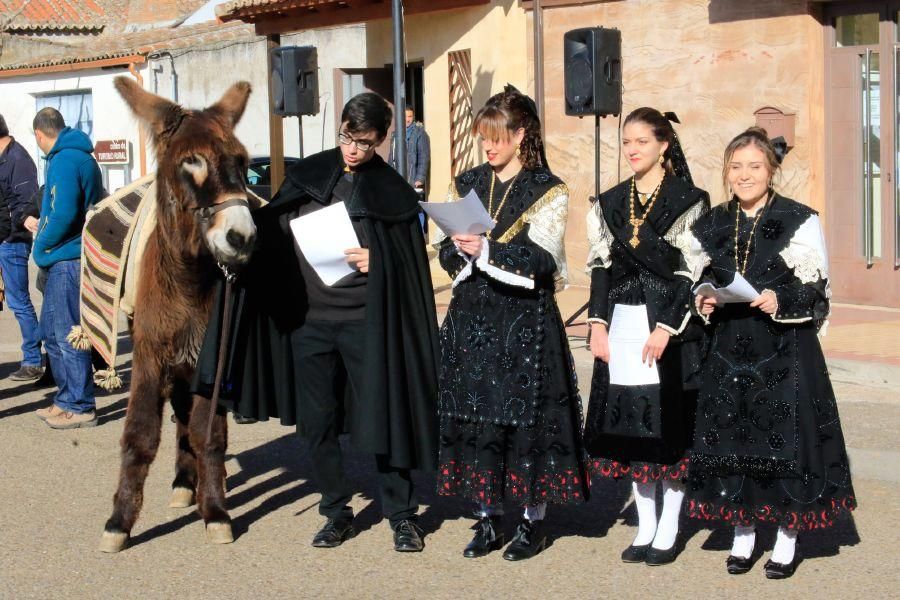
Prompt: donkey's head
<box><xmin>114</xmin><ymin>76</ymin><xmax>256</xmax><ymax>268</ymax></box>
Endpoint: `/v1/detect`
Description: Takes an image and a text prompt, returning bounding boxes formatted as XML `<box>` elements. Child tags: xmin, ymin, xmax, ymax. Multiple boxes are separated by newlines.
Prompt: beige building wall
<box><xmin>534</xmin><ymin>0</ymin><xmax>827</xmax><ymax>287</ymax></box>
<box><xmin>366</xmin><ymin>0</ymin><xmax>529</xmax><ymax>202</ymax></box>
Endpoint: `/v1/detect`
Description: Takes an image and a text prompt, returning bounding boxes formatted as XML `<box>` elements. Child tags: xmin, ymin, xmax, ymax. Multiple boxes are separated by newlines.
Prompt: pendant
<box><xmin>630</xmin><ymin>235</ymin><xmax>640</xmax><ymax>248</ymax></box>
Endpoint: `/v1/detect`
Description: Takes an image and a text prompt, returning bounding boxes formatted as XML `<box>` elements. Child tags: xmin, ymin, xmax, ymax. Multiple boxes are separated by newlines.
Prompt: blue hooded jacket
<box><xmin>33</xmin><ymin>127</ymin><xmax>103</xmax><ymax>267</ymax></box>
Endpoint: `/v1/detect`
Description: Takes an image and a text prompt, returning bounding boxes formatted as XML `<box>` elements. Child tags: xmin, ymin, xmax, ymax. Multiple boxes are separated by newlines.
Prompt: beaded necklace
<box><xmin>628</xmin><ymin>176</ymin><xmax>664</xmax><ymax>248</ymax></box>
<box><xmin>488</xmin><ymin>170</ymin><xmax>520</xmax><ymax>221</ymax></box>
<box><xmin>734</xmin><ymin>194</ymin><xmax>770</xmax><ymax>274</ymax></box>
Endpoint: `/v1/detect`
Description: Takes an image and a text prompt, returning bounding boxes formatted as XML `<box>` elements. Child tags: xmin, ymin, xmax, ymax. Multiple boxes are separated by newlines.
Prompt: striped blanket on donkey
<box><xmin>68</xmin><ymin>174</ymin><xmax>158</xmax><ymax>391</ymax></box>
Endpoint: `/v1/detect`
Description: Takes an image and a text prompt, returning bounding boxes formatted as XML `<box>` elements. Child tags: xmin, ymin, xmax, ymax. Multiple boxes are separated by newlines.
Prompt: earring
<box><xmin>516</xmin><ymin>145</ymin><xmax>522</xmax><ymax>158</ymax></box>
<box><xmin>658</xmin><ymin>154</ymin><xmax>665</xmax><ymax>165</ymax></box>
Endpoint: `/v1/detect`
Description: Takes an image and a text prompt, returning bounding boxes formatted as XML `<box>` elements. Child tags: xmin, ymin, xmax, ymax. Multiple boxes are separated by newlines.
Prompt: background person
<box><xmin>0</xmin><ymin>113</ymin><xmax>43</xmax><ymax>381</ymax></box>
<box><xmin>31</xmin><ymin>108</ymin><xmax>103</xmax><ymax>429</ymax></box>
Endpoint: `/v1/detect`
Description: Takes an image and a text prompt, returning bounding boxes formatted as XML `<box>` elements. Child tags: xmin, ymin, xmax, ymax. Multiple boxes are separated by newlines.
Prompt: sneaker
<box><xmin>35</xmin><ymin>404</ymin><xmax>65</xmax><ymax>421</ymax></box>
<box><xmin>45</xmin><ymin>410</ymin><xmax>98</xmax><ymax>429</ymax></box>
<box><xmin>9</xmin><ymin>365</ymin><xmax>45</xmax><ymax>382</ymax></box>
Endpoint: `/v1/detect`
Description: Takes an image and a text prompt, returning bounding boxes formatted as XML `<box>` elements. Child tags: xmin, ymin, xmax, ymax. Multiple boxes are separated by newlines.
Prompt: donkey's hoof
<box><xmin>99</xmin><ymin>530</ymin><xmax>129</xmax><ymax>553</ymax></box>
<box><xmin>168</xmin><ymin>487</ymin><xmax>195</xmax><ymax>508</ymax></box>
<box><xmin>206</xmin><ymin>522</ymin><xmax>234</xmax><ymax>545</ymax></box>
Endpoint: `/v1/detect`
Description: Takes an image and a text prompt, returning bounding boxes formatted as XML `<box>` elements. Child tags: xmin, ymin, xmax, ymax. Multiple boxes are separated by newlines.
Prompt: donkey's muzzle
<box><xmin>226</xmin><ymin>229</ymin><xmax>251</xmax><ymax>253</ymax></box>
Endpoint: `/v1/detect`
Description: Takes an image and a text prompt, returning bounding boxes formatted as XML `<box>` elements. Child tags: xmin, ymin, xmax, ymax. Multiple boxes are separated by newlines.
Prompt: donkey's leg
<box><xmin>169</xmin><ymin>378</ymin><xmax>197</xmax><ymax>508</ymax></box>
<box><xmin>189</xmin><ymin>394</ymin><xmax>233</xmax><ymax>544</ymax></box>
<box><xmin>99</xmin><ymin>352</ymin><xmax>167</xmax><ymax>553</ymax></box>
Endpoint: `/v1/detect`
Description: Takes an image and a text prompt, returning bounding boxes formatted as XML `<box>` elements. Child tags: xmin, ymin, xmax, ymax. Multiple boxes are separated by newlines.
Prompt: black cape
<box><xmin>193</xmin><ymin>149</ymin><xmax>440</xmax><ymax>471</ymax></box>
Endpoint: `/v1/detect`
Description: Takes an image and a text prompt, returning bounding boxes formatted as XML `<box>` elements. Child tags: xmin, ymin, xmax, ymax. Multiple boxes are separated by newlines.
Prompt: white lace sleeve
<box><xmin>586</xmin><ymin>201</ymin><xmax>612</xmax><ymax>270</ymax></box>
<box><xmin>666</xmin><ymin>202</ymin><xmax>710</xmax><ymax>282</ymax></box>
<box><xmin>779</xmin><ymin>214</ymin><xmax>830</xmax><ymax>285</ymax></box>
<box><xmin>524</xmin><ymin>186</ymin><xmax>569</xmax><ymax>290</ymax></box>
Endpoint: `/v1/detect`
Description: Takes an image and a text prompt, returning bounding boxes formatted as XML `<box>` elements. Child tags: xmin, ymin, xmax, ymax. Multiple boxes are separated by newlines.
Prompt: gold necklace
<box><xmin>628</xmin><ymin>176</ymin><xmax>664</xmax><ymax>248</ymax></box>
<box><xmin>488</xmin><ymin>170</ymin><xmax>520</xmax><ymax>221</ymax></box>
<box><xmin>734</xmin><ymin>195</ymin><xmax>769</xmax><ymax>274</ymax></box>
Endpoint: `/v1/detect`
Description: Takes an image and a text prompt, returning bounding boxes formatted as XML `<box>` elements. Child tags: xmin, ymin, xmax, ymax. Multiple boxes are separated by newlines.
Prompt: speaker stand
<box><xmin>564</xmin><ymin>113</ymin><xmax>602</xmax><ymax>330</ymax></box>
<box><xmin>297</xmin><ymin>115</ymin><xmax>304</xmax><ymax>159</ymax></box>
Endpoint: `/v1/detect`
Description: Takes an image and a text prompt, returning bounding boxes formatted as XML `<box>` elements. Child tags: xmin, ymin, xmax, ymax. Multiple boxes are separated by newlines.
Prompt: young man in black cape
<box><xmin>194</xmin><ymin>93</ymin><xmax>440</xmax><ymax>552</ymax></box>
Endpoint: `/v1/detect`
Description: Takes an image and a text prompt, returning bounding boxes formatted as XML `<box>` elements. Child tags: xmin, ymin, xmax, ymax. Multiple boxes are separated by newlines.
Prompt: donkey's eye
<box><xmin>181</xmin><ymin>154</ymin><xmax>209</xmax><ymax>187</ymax></box>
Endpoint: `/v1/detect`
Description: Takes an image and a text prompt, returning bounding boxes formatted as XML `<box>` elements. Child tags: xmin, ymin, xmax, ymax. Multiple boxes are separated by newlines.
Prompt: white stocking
<box><xmin>770</xmin><ymin>527</ymin><xmax>798</xmax><ymax>564</ymax></box>
<box><xmin>651</xmin><ymin>479</ymin><xmax>685</xmax><ymax>550</ymax></box>
<box><xmin>730</xmin><ymin>525</ymin><xmax>756</xmax><ymax>559</ymax></box>
<box><xmin>632</xmin><ymin>481</ymin><xmax>658</xmax><ymax>546</ymax></box>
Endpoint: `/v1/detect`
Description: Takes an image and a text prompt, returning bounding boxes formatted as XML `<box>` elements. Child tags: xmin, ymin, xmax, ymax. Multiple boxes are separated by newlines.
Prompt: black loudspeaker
<box><xmin>270</xmin><ymin>46</ymin><xmax>319</xmax><ymax>117</ymax></box>
<box><xmin>564</xmin><ymin>27</ymin><xmax>622</xmax><ymax>117</ymax></box>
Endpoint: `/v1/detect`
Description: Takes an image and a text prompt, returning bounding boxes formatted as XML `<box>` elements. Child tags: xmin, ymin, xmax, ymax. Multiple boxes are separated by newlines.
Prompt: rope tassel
<box><xmin>66</xmin><ymin>326</ymin><xmax>93</xmax><ymax>351</ymax></box>
<box><xmin>94</xmin><ymin>368</ymin><xmax>124</xmax><ymax>391</ymax></box>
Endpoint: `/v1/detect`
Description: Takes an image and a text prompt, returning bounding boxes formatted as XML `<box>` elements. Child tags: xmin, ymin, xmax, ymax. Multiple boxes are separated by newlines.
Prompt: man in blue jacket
<box><xmin>31</xmin><ymin>108</ymin><xmax>102</xmax><ymax>429</ymax></box>
<box><xmin>0</xmin><ymin>113</ymin><xmax>43</xmax><ymax>382</ymax></box>
<box><xmin>389</xmin><ymin>106</ymin><xmax>430</xmax><ymax>232</ymax></box>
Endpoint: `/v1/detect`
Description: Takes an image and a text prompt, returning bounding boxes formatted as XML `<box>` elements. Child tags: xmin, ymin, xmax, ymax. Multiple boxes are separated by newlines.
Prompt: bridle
<box><xmin>193</xmin><ymin>196</ymin><xmax>251</xmax><ymax>238</ymax></box>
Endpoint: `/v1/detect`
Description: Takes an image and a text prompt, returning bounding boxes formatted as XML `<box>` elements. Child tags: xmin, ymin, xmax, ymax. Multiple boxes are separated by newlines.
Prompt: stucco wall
<box><xmin>535</xmin><ymin>0</ymin><xmax>826</xmax><ymax>287</ymax></box>
<box><xmin>366</xmin><ymin>0</ymin><xmax>529</xmax><ymax>201</ymax></box>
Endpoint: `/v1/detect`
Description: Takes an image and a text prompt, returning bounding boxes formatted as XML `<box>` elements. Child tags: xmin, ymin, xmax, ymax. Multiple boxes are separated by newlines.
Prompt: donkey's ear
<box><xmin>114</xmin><ymin>76</ymin><xmax>184</xmax><ymax>144</ymax></box>
<box><xmin>209</xmin><ymin>81</ymin><xmax>252</xmax><ymax>128</ymax></box>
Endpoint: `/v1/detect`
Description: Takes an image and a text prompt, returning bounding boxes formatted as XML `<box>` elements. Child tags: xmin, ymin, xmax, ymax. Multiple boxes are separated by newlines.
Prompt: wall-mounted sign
<box><xmin>94</xmin><ymin>139</ymin><xmax>130</xmax><ymax>164</ymax></box>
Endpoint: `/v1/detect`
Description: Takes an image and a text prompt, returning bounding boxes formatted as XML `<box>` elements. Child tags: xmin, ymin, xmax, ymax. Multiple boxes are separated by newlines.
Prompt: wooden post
<box><xmin>267</xmin><ymin>34</ymin><xmax>285</xmax><ymax>194</ymax></box>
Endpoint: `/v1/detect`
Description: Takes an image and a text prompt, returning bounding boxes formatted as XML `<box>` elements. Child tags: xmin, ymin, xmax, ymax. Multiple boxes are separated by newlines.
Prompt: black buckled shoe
<box><xmin>463</xmin><ymin>516</ymin><xmax>505</xmax><ymax>558</ymax></box>
<box><xmin>645</xmin><ymin>545</ymin><xmax>679</xmax><ymax>566</ymax></box>
<box><xmin>311</xmin><ymin>518</ymin><xmax>355</xmax><ymax>548</ymax></box>
<box><xmin>502</xmin><ymin>519</ymin><xmax>546</xmax><ymax>561</ymax></box>
<box><xmin>393</xmin><ymin>519</ymin><xmax>425</xmax><ymax>552</ymax></box>
<box><xmin>764</xmin><ymin>556</ymin><xmax>799</xmax><ymax>579</ymax></box>
<box><xmin>621</xmin><ymin>544</ymin><xmax>651</xmax><ymax>563</ymax></box>
<box><xmin>726</xmin><ymin>554</ymin><xmax>754</xmax><ymax>575</ymax></box>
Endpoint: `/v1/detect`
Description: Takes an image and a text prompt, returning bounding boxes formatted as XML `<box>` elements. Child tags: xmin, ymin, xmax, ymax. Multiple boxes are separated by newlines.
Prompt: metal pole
<box><xmin>594</xmin><ymin>114</ymin><xmax>601</xmax><ymax>199</ymax></box>
<box><xmin>392</xmin><ymin>0</ymin><xmax>407</xmax><ymax>180</ymax></box>
<box><xmin>533</xmin><ymin>0</ymin><xmax>545</xmax><ymax>134</ymax></box>
<box><xmin>297</xmin><ymin>115</ymin><xmax>304</xmax><ymax>159</ymax></box>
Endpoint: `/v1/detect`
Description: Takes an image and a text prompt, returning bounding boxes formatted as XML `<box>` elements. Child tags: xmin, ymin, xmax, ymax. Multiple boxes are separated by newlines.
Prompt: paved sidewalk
<box><xmin>0</xmin><ymin>262</ymin><xmax>896</xmax><ymax>599</ymax></box>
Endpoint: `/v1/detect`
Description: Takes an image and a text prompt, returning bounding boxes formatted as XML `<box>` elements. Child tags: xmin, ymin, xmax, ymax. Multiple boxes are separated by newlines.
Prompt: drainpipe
<box><xmin>533</xmin><ymin>0</ymin><xmax>545</xmax><ymax>135</ymax></box>
<box><xmin>128</xmin><ymin>62</ymin><xmax>148</xmax><ymax>177</ymax></box>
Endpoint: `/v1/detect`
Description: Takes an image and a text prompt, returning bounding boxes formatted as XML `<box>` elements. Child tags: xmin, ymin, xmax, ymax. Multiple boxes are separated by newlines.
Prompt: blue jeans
<box><xmin>0</xmin><ymin>242</ymin><xmax>42</xmax><ymax>366</ymax></box>
<box><xmin>41</xmin><ymin>259</ymin><xmax>95</xmax><ymax>414</ymax></box>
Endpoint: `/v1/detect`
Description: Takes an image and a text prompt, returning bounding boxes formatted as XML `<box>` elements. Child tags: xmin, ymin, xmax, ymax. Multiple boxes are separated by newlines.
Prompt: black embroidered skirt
<box><xmin>685</xmin><ymin>318</ymin><xmax>856</xmax><ymax>531</ymax></box>
<box><xmin>436</xmin><ymin>283</ymin><xmax>590</xmax><ymax>507</ymax></box>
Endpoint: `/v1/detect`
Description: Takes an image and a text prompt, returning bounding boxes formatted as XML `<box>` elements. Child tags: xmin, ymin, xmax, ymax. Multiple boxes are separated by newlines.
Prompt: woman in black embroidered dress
<box><xmin>583</xmin><ymin>108</ymin><xmax>709</xmax><ymax>566</ymax></box>
<box><xmin>435</xmin><ymin>86</ymin><xmax>590</xmax><ymax>561</ymax></box>
<box><xmin>686</xmin><ymin>128</ymin><xmax>856</xmax><ymax>579</ymax></box>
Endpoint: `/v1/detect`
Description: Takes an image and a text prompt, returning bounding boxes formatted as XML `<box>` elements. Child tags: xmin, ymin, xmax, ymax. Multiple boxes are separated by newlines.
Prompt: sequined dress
<box><xmin>435</xmin><ymin>164</ymin><xmax>590</xmax><ymax>507</ymax></box>
<box><xmin>684</xmin><ymin>195</ymin><xmax>856</xmax><ymax>530</ymax></box>
<box><xmin>583</xmin><ymin>176</ymin><xmax>709</xmax><ymax>483</ymax></box>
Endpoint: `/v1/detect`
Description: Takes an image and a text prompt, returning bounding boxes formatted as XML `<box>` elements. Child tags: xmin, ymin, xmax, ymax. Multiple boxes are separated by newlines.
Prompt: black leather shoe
<box><xmin>764</xmin><ymin>556</ymin><xmax>799</xmax><ymax>579</ymax></box>
<box><xmin>645</xmin><ymin>545</ymin><xmax>679</xmax><ymax>566</ymax></box>
<box><xmin>311</xmin><ymin>518</ymin><xmax>355</xmax><ymax>548</ymax></box>
<box><xmin>726</xmin><ymin>554</ymin><xmax>754</xmax><ymax>575</ymax></box>
<box><xmin>463</xmin><ymin>516</ymin><xmax>505</xmax><ymax>558</ymax></box>
<box><xmin>621</xmin><ymin>544</ymin><xmax>651</xmax><ymax>563</ymax></box>
<box><xmin>393</xmin><ymin>519</ymin><xmax>425</xmax><ymax>552</ymax></box>
<box><xmin>502</xmin><ymin>519</ymin><xmax>546</xmax><ymax>561</ymax></box>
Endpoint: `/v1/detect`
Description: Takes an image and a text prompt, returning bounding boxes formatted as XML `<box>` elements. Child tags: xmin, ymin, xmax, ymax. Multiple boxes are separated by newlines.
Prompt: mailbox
<box><xmin>754</xmin><ymin>107</ymin><xmax>796</xmax><ymax>147</ymax></box>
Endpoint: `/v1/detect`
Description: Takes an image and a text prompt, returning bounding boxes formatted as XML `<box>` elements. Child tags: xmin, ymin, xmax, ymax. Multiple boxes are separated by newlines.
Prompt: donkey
<box><xmin>99</xmin><ymin>76</ymin><xmax>257</xmax><ymax>552</ymax></box>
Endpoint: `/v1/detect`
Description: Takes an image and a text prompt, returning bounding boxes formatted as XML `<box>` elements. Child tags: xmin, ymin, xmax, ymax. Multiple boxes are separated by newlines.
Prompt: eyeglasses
<box><xmin>338</xmin><ymin>132</ymin><xmax>376</xmax><ymax>152</ymax></box>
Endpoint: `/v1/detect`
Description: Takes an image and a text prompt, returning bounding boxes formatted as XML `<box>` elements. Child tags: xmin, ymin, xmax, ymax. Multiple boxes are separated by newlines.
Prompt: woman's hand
<box><xmin>696</xmin><ymin>293</ymin><xmax>718</xmax><ymax>316</ymax></box>
<box><xmin>589</xmin><ymin>322</ymin><xmax>610</xmax><ymax>363</ymax></box>
<box><xmin>344</xmin><ymin>247</ymin><xmax>369</xmax><ymax>273</ymax></box>
<box><xmin>24</xmin><ymin>216</ymin><xmax>39</xmax><ymax>234</ymax></box>
<box><xmin>642</xmin><ymin>327</ymin><xmax>671</xmax><ymax>367</ymax></box>
<box><xmin>451</xmin><ymin>234</ymin><xmax>483</xmax><ymax>258</ymax></box>
<box><xmin>750</xmin><ymin>290</ymin><xmax>778</xmax><ymax>315</ymax></box>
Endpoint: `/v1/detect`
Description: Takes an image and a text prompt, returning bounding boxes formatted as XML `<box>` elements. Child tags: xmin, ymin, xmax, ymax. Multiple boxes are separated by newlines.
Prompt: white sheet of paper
<box><xmin>419</xmin><ymin>189</ymin><xmax>496</xmax><ymax>236</ymax></box>
<box><xmin>607</xmin><ymin>304</ymin><xmax>660</xmax><ymax>386</ymax></box>
<box><xmin>693</xmin><ymin>272</ymin><xmax>760</xmax><ymax>304</ymax></box>
<box><xmin>289</xmin><ymin>202</ymin><xmax>361</xmax><ymax>286</ymax></box>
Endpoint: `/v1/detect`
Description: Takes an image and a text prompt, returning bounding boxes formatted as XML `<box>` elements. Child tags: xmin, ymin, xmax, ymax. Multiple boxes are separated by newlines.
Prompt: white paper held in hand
<box><xmin>607</xmin><ymin>304</ymin><xmax>660</xmax><ymax>386</ymax></box>
<box><xmin>289</xmin><ymin>202</ymin><xmax>361</xmax><ymax>286</ymax></box>
<box><xmin>693</xmin><ymin>272</ymin><xmax>760</xmax><ymax>304</ymax></box>
<box><xmin>419</xmin><ymin>189</ymin><xmax>496</xmax><ymax>236</ymax></box>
